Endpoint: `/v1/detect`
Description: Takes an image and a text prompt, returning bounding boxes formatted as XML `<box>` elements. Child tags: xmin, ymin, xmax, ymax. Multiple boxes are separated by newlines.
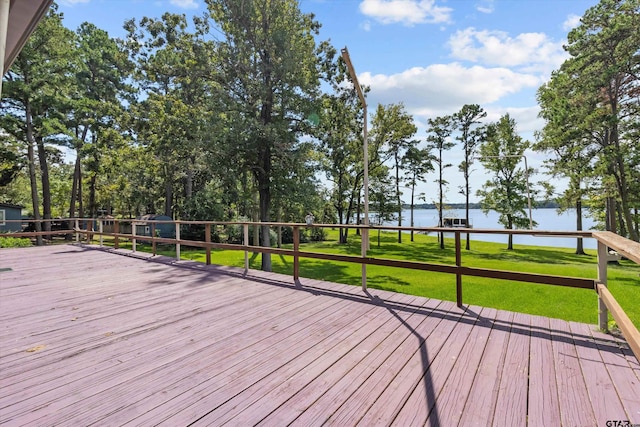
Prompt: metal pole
<box><xmin>341</xmin><ymin>46</ymin><xmax>370</xmax><ymax>290</ymax></box>
<box><xmin>341</xmin><ymin>47</ymin><xmax>369</xmax><ymax>233</ymax></box>
<box><xmin>363</xmin><ymin>102</ymin><xmax>369</xmax><ymax>248</ymax></box>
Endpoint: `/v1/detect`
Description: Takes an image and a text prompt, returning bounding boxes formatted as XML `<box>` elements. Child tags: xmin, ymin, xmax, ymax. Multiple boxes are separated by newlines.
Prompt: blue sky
<box><xmin>57</xmin><ymin>0</ymin><xmax>597</xmax><ymax>204</ymax></box>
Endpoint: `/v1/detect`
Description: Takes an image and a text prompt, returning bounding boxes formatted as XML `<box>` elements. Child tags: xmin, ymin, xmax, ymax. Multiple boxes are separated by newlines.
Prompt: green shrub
<box><xmin>0</xmin><ymin>236</ymin><xmax>32</xmax><ymax>248</ymax></box>
<box><xmin>309</xmin><ymin>227</ymin><xmax>327</xmax><ymax>242</ymax></box>
<box><xmin>280</xmin><ymin>227</ymin><xmax>309</xmax><ymax>244</ymax></box>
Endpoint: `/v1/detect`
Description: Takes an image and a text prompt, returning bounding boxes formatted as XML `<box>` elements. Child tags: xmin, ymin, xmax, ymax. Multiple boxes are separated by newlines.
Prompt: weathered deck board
<box><xmin>568</xmin><ymin>321</ymin><xmax>627</xmax><ymax>425</ymax></box>
<box><xmin>493</xmin><ymin>312</ymin><xmax>531</xmax><ymax>427</ymax></box>
<box><xmin>457</xmin><ymin>309</ymin><xmax>513</xmax><ymax>426</ymax></box>
<box><xmin>422</xmin><ymin>307</ymin><xmax>499</xmax><ymax>426</ymax></box>
<box><xmin>550</xmin><ymin>317</ymin><xmax>597</xmax><ymax>426</ymax></box>
<box><xmin>527</xmin><ymin>314</ymin><xmax>561</xmax><ymax>426</ymax></box>
<box><xmin>1</xmin><ymin>244</ymin><xmax>638</xmax><ymax>426</ymax></box>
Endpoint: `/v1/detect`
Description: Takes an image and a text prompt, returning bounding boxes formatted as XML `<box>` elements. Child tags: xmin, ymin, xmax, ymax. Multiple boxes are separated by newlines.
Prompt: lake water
<box><xmin>386</xmin><ymin>208</ymin><xmax>597</xmax><ymax>249</ymax></box>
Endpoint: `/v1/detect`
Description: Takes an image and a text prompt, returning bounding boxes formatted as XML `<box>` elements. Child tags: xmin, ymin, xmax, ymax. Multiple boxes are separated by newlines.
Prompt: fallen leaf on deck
<box><xmin>26</xmin><ymin>345</ymin><xmax>46</xmax><ymax>353</ymax></box>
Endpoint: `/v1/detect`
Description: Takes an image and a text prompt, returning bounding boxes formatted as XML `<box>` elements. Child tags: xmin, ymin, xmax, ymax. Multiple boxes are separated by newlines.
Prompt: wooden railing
<box><xmin>3</xmin><ymin>218</ymin><xmax>639</xmax><ymax>360</ymax></box>
<box><xmin>593</xmin><ymin>231</ymin><xmax>640</xmax><ymax>360</ymax></box>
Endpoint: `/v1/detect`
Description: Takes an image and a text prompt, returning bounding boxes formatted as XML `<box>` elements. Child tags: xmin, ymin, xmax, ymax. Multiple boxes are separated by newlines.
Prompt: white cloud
<box><xmin>170</xmin><ymin>0</ymin><xmax>199</xmax><ymax>9</ymax></box>
<box><xmin>58</xmin><ymin>0</ymin><xmax>90</xmax><ymax>5</ymax></box>
<box><xmin>361</xmin><ymin>20</ymin><xmax>372</xmax><ymax>32</ymax></box>
<box><xmin>359</xmin><ymin>0</ymin><xmax>453</xmax><ymax>26</ymax></box>
<box><xmin>563</xmin><ymin>14</ymin><xmax>581</xmax><ymax>31</ymax></box>
<box><xmin>359</xmin><ymin>63</ymin><xmax>541</xmax><ymax>119</ymax></box>
<box><xmin>476</xmin><ymin>0</ymin><xmax>494</xmax><ymax>14</ymax></box>
<box><xmin>355</xmin><ymin>63</ymin><xmax>547</xmax><ymax>202</ymax></box>
<box><xmin>447</xmin><ymin>28</ymin><xmax>568</xmax><ymax>73</ymax></box>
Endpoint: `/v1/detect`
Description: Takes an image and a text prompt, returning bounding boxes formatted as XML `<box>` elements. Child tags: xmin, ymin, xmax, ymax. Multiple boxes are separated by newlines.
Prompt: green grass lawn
<box><xmin>103</xmin><ymin>229</ymin><xmax>640</xmax><ymax>329</ymax></box>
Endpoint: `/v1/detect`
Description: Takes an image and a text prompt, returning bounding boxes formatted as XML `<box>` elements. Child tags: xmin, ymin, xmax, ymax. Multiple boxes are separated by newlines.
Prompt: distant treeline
<box><xmin>408</xmin><ymin>200</ymin><xmax>565</xmax><ymax>210</ymax></box>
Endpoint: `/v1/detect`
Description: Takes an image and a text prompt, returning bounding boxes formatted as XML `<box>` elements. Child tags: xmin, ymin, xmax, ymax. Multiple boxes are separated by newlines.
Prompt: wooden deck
<box><xmin>1</xmin><ymin>244</ymin><xmax>638</xmax><ymax>426</ymax></box>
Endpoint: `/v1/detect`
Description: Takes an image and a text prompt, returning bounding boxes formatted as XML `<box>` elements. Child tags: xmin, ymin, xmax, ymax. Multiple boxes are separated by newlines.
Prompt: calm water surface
<box><xmin>389</xmin><ymin>208</ymin><xmax>597</xmax><ymax>249</ymax></box>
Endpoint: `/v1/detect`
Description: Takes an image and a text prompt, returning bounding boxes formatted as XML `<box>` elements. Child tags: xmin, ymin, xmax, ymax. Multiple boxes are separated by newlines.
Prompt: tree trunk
<box><xmin>355</xmin><ymin>188</ymin><xmax>361</xmax><ymax>236</ymax></box>
<box><xmin>240</xmin><ymin>170</ymin><xmax>249</xmax><ymax>218</ymax></box>
<box><xmin>438</xmin><ymin>150</ymin><xmax>445</xmax><ymax>250</ymax></box>
<box><xmin>343</xmin><ymin>183</ymin><xmax>358</xmax><ymax>244</ymax></box>
<box><xmin>337</xmin><ymin>205</ymin><xmax>346</xmax><ymax>244</ymax></box>
<box><xmin>507</xmin><ymin>215</ymin><xmax>514</xmax><ymax>250</ymax></box>
<box><xmin>410</xmin><ymin>183</ymin><xmax>415</xmax><ymax>242</ymax></box>
<box><xmin>575</xmin><ymin>198</ymin><xmax>585</xmax><ymax>255</ymax></box>
<box><xmin>26</xmin><ymin>112</ymin><xmax>43</xmax><ymax>246</ymax></box>
<box><xmin>465</xmin><ymin>173</ymin><xmax>470</xmax><ymax>250</ymax></box>
<box><xmin>277</xmin><ymin>206</ymin><xmax>282</xmax><ymax>248</ymax></box>
<box><xmin>253</xmin><ymin>192</ymin><xmax>260</xmax><ymax>254</ymax></box>
<box><xmin>35</xmin><ymin>136</ymin><xmax>51</xmax><ymax>234</ymax></box>
<box><xmin>606</xmin><ymin>196</ymin><xmax>617</xmax><ymax>234</ymax></box>
<box><xmin>89</xmin><ymin>173</ymin><xmax>97</xmax><ymax>218</ymax></box>
<box><xmin>259</xmin><ymin>182</ymin><xmax>271</xmax><ymax>272</ymax></box>
<box><xmin>69</xmin><ymin>154</ymin><xmax>80</xmax><ymax>218</ymax></box>
<box><xmin>164</xmin><ymin>177</ymin><xmax>173</xmax><ymax>218</ymax></box>
<box><xmin>253</xmin><ymin>137</ymin><xmax>272</xmax><ymax>270</ymax></box>
<box><xmin>438</xmin><ymin>198</ymin><xmax>444</xmax><ymax>250</ymax></box>
<box><xmin>78</xmin><ymin>169</ymin><xmax>83</xmax><ymax>218</ymax></box>
<box><xmin>395</xmin><ymin>154</ymin><xmax>402</xmax><ymax>244</ymax></box>
<box><xmin>611</xmin><ymin>105</ymin><xmax>639</xmax><ymax>242</ymax></box>
<box><xmin>616</xmin><ymin>200</ymin><xmax>627</xmax><ymax>238</ymax></box>
<box><xmin>71</xmin><ymin>127</ymin><xmax>89</xmax><ymax>219</ymax></box>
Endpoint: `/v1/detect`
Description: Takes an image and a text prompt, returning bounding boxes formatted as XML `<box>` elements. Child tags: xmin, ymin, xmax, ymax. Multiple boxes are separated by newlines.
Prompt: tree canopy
<box><xmin>2</xmin><ymin>0</ymin><xmax>638</xmax><ymax>267</ymax></box>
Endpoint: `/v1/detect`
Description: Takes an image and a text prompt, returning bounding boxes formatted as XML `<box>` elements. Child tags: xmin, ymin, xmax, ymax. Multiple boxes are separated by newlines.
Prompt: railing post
<box><xmin>293</xmin><ymin>225</ymin><xmax>300</xmax><ymax>283</ymax></box>
<box><xmin>151</xmin><ymin>223</ymin><xmax>156</xmax><ymax>256</ymax></box>
<box><xmin>597</xmin><ymin>240</ymin><xmax>608</xmax><ymax>331</ymax></box>
<box><xmin>86</xmin><ymin>219</ymin><xmax>93</xmax><ymax>243</ymax></box>
<box><xmin>114</xmin><ymin>220</ymin><xmax>119</xmax><ymax>249</ymax></box>
<box><xmin>99</xmin><ymin>219</ymin><xmax>103</xmax><ymax>247</ymax></box>
<box><xmin>75</xmin><ymin>219</ymin><xmax>79</xmax><ymax>243</ymax></box>
<box><xmin>455</xmin><ymin>231</ymin><xmax>462</xmax><ymax>308</ymax></box>
<box><xmin>132</xmin><ymin>221</ymin><xmax>137</xmax><ymax>252</ymax></box>
<box><xmin>244</xmin><ymin>224</ymin><xmax>249</xmax><ymax>274</ymax></box>
<box><xmin>361</xmin><ymin>226</ymin><xmax>367</xmax><ymax>292</ymax></box>
<box><xmin>205</xmin><ymin>223</ymin><xmax>211</xmax><ymax>265</ymax></box>
<box><xmin>175</xmin><ymin>222</ymin><xmax>181</xmax><ymax>261</ymax></box>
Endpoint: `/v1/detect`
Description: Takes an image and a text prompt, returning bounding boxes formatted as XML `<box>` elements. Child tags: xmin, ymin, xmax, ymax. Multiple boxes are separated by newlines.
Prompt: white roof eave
<box><xmin>3</xmin><ymin>0</ymin><xmax>53</xmax><ymax>74</ymax></box>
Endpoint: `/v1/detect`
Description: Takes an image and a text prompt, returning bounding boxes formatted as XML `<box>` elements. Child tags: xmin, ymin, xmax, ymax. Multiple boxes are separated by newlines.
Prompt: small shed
<box><xmin>0</xmin><ymin>203</ymin><xmax>23</xmax><ymax>232</ymax></box>
<box><xmin>134</xmin><ymin>214</ymin><xmax>175</xmax><ymax>239</ymax></box>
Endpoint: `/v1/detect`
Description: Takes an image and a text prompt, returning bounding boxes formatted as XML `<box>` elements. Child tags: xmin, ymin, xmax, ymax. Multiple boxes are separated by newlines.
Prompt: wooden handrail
<box><xmin>592</xmin><ymin>231</ymin><xmax>640</xmax><ymax>264</ymax></box>
<box><xmin>5</xmin><ymin>217</ymin><xmax>639</xmax><ymax>357</ymax></box>
<box><xmin>597</xmin><ymin>283</ymin><xmax>640</xmax><ymax>361</ymax></box>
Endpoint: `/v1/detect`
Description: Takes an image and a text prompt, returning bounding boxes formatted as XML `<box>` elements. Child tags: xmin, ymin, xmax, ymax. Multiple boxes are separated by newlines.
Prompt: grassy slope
<box><xmin>115</xmin><ymin>230</ymin><xmax>640</xmax><ymax>328</ymax></box>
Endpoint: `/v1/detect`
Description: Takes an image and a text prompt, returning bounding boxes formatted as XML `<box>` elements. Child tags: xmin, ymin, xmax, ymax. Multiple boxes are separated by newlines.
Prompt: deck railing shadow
<box><xmin>364</xmin><ymin>289</ymin><xmax>442</xmax><ymax>426</ymax></box>
<box><xmin>84</xmin><ymin>244</ymin><xmax>628</xmax><ymax>358</ymax></box>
